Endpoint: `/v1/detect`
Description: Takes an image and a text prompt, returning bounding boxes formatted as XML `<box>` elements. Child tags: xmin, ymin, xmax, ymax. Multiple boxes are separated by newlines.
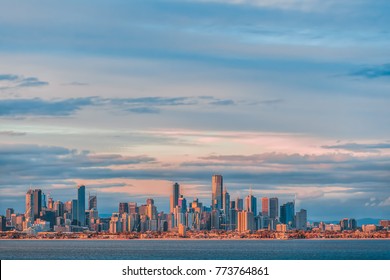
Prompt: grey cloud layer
<box><xmin>0</xmin><ymin>74</ymin><xmax>48</xmax><ymax>89</ymax></box>
<box><xmin>0</xmin><ymin>96</ymin><xmax>245</xmax><ymax>117</ymax></box>
<box><xmin>351</xmin><ymin>64</ymin><xmax>390</xmax><ymax>79</ymax></box>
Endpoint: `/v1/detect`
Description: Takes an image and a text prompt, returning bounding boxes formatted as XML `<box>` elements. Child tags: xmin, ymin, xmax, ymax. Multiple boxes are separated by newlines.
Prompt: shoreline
<box><xmin>1</xmin><ymin>238</ymin><xmax>389</xmax><ymax>241</ymax></box>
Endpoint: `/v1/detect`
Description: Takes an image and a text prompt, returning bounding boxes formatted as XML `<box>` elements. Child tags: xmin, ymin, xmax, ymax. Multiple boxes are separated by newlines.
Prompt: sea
<box><xmin>0</xmin><ymin>239</ymin><xmax>389</xmax><ymax>260</ymax></box>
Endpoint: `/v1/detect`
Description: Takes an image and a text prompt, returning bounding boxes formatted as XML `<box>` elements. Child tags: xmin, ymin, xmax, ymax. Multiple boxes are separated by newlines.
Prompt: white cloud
<box><xmin>378</xmin><ymin>197</ymin><xmax>390</xmax><ymax>207</ymax></box>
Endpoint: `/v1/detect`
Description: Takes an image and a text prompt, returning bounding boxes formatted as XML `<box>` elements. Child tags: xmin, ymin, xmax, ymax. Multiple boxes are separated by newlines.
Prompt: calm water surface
<box><xmin>0</xmin><ymin>239</ymin><xmax>389</xmax><ymax>260</ymax></box>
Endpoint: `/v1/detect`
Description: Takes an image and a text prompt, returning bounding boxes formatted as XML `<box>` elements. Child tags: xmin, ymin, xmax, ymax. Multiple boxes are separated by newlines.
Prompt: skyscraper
<box><xmin>211</xmin><ymin>175</ymin><xmax>223</xmax><ymax>210</ymax></box>
<box><xmin>33</xmin><ymin>189</ymin><xmax>42</xmax><ymax>219</ymax></box>
<box><xmin>25</xmin><ymin>189</ymin><xmax>34</xmax><ymax>222</ymax></box>
<box><xmin>280</xmin><ymin>202</ymin><xmax>295</xmax><ymax>228</ymax></box>
<box><xmin>245</xmin><ymin>194</ymin><xmax>257</xmax><ymax>215</ymax></box>
<box><xmin>71</xmin><ymin>199</ymin><xmax>78</xmax><ymax>225</ymax></box>
<box><xmin>222</xmin><ymin>189</ymin><xmax>230</xmax><ymax>228</ymax></box>
<box><xmin>77</xmin><ymin>185</ymin><xmax>86</xmax><ymax>226</ymax></box>
<box><xmin>6</xmin><ymin>208</ymin><xmax>14</xmax><ymax>221</ymax></box>
<box><xmin>128</xmin><ymin>202</ymin><xmax>138</xmax><ymax>214</ymax></box>
<box><xmin>119</xmin><ymin>202</ymin><xmax>129</xmax><ymax>214</ymax></box>
<box><xmin>178</xmin><ymin>195</ymin><xmax>187</xmax><ymax>213</ymax></box>
<box><xmin>88</xmin><ymin>194</ymin><xmax>97</xmax><ymax>210</ymax></box>
<box><xmin>261</xmin><ymin>197</ymin><xmax>269</xmax><ymax>216</ymax></box>
<box><xmin>269</xmin><ymin>197</ymin><xmax>279</xmax><ymax>219</ymax></box>
<box><xmin>295</xmin><ymin>209</ymin><xmax>307</xmax><ymax>230</ymax></box>
<box><xmin>236</xmin><ymin>198</ymin><xmax>243</xmax><ymax>211</ymax></box>
<box><xmin>0</xmin><ymin>215</ymin><xmax>6</xmax><ymax>231</ymax></box>
<box><xmin>170</xmin><ymin>182</ymin><xmax>180</xmax><ymax>213</ymax></box>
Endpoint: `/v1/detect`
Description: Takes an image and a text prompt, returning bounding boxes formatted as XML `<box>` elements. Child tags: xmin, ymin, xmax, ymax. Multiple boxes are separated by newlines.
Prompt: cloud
<box><xmin>0</xmin><ymin>95</ymin><xmax>244</xmax><ymax>117</ymax></box>
<box><xmin>208</xmin><ymin>99</ymin><xmax>235</xmax><ymax>105</ymax></box>
<box><xmin>0</xmin><ymin>74</ymin><xmax>48</xmax><ymax>90</ymax></box>
<box><xmin>322</xmin><ymin>142</ymin><xmax>390</xmax><ymax>152</ymax></box>
<box><xmin>0</xmin><ymin>97</ymin><xmax>95</xmax><ymax>117</ymax></box>
<box><xmin>127</xmin><ymin>107</ymin><xmax>161</xmax><ymax>114</ymax></box>
<box><xmin>0</xmin><ymin>130</ymin><xmax>26</xmax><ymax>136</ymax></box>
<box><xmin>350</xmin><ymin>63</ymin><xmax>390</xmax><ymax>79</ymax></box>
<box><xmin>378</xmin><ymin>197</ymin><xmax>390</xmax><ymax>207</ymax></box>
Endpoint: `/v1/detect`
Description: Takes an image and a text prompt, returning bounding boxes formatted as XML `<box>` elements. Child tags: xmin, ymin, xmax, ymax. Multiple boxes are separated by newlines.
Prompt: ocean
<box><xmin>0</xmin><ymin>239</ymin><xmax>389</xmax><ymax>260</ymax></box>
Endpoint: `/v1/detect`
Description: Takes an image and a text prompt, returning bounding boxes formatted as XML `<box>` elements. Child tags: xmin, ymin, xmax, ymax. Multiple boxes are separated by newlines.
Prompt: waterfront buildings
<box><xmin>6</xmin><ymin>174</ymin><xmax>388</xmax><ymax>236</ymax></box>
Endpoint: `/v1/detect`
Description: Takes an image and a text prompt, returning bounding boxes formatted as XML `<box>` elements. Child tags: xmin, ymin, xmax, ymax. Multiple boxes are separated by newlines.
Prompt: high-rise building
<box><xmin>280</xmin><ymin>202</ymin><xmax>295</xmax><ymax>228</ymax></box>
<box><xmin>0</xmin><ymin>216</ymin><xmax>6</xmax><ymax>231</ymax></box>
<box><xmin>295</xmin><ymin>209</ymin><xmax>307</xmax><ymax>230</ymax></box>
<box><xmin>170</xmin><ymin>182</ymin><xmax>180</xmax><ymax>213</ymax></box>
<box><xmin>128</xmin><ymin>202</ymin><xmax>138</xmax><ymax>214</ymax></box>
<box><xmin>222</xmin><ymin>190</ymin><xmax>230</xmax><ymax>228</ymax></box>
<box><xmin>178</xmin><ymin>195</ymin><xmax>187</xmax><ymax>213</ymax></box>
<box><xmin>245</xmin><ymin>194</ymin><xmax>257</xmax><ymax>215</ymax></box>
<box><xmin>88</xmin><ymin>194</ymin><xmax>97</xmax><ymax>210</ymax></box>
<box><xmin>53</xmin><ymin>201</ymin><xmax>64</xmax><ymax>217</ymax></box>
<box><xmin>77</xmin><ymin>185</ymin><xmax>86</xmax><ymax>226</ymax></box>
<box><xmin>119</xmin><ymin>202</ymin><xmax>129</xmax><ymax>214</ymax></box>
<box><xmin>236</xmin><ymin>198</ymin><xmax>243</xmax><ymax>211</ymax></box>
<box><xmin>269</xmin><ymin>197</ymin><xmax>279</xmax><ymax>219</ymax></box>
<box><xmin>237</xmin><ymin>211</ymin><xmax>255</xmax><ymax>232</ymax></box>
<box><xmin>33</xmin><ymin>189</ymin><xmax>42</xmax><ymax>219</ymax></box>
<box><xmin>211</xmin><ymin>175</ymin><xmax>223</xmax><ymax>210</ymax></box>
<box><xmin>349</xmin><ymin>218</ymin><xmax>357</xmax><ymax>230</ymax></box>
<box><xmin>340</xmin><ymin>218</ymin><xmax>349</xmax><ymax>230</ymax></box>
<box><xmin>6</xmin><ymin>208</ymin><xmax>14</xmax><ymax>221</ymax></box>
<box><xmin>48</xmin><ymin>197</ymin><xmax>54</xmax><ymax>210</ymax></box>
<box><xmin>25</xmin><ymin>189</ymin><xmax>34</xmax><ymax>222</ymax></box>
<box><xmin>261</xmin><ymin>197</ymin><xmax>269</xmax><ymax>216</ymax></box>
<box><xmin>71</xmin><ymin>199</ymin><xmax>78</xmax><ymax>225</ymax></box>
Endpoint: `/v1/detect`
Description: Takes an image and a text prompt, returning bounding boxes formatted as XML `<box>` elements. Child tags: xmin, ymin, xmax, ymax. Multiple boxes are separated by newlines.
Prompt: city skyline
<box><xmin>0</xmin><ymin>1</ymin><xmax>389</xmax><ymax>221</ymax></box>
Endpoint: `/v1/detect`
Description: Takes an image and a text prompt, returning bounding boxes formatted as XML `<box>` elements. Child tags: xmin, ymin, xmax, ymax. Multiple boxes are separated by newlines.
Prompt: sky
<box><xmin>0</xmin><ymin>0</ymin><xmax>389</xmax><ymax>221</ymax></box>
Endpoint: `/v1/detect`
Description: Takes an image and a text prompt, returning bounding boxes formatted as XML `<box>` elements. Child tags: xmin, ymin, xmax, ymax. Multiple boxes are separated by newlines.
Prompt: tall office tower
<box><xmin>128</xmin><ymin>202</ymin><xmax>138</xmax><ymax>214</ymax></box>
<box><xmin>245</xmin><ymin>194</ymin><xmax>257</xmax><ymax>215</ymax></box>
<box><xmin>42</xmin><ymin>192</ymin><xmax>47</xmax><ymax>208</ymax></box>
<box><xmin>119</xmin><ymin>202</ymin><xmax>129</xmax><ymax>214</ymax></box>
<box><xmin>178</xmin><ymin>195</ymin><xmax>187</xmax><ymax>213</ymax></box>
<box><xmin>32</xmin><ymin>189</ymin><xmax>42</xmax><ymax>219</ymax></box>
<box><xmin>48</xmin><ymin>197</ymin><xmax>54</xmax><ymax>210</ymax></box>
<box><xmin>88</xmin><ymin>194</ymin><xmax>97</xmax><ymax>210</ymax></box>
<box><xmin>280</xmin><ymin>202</ymin><xmax>295</xmax><ymax>228</ymax></box>
<box><xmin>236</xmin><ymin>198</ymin><xmax>243</xmax><ymax>211</ymax></box>
<box><xmin>77</xmin><ymin>185</ymin><xmax>86</xmax><ymax>226</ymax></box>
<box><xmin>6</xmin><ymin>208</ymin><xmax>14</xmax><ymax>221</ymax></box>
<box><xmin>146</xmin><ymin>198</ymin><xmax>154</xmax><ymax>205</ymax></box>
<box><xmin>211</xmin><ymin>209</ymin><xmax>220</xmax><ymax>229</ymax></box>
<box><xmin>222</xmin><ymin>190</ymin><xmax>230</xmax><ymax>227</ymax></box>
<box><xmin>340</xmin><ymin>218</ymin><xmax>349</xmax><ymax>230</ymax></box>
<box><xmin>295</xmin><ymin>209</ymin><xmax>307</xmax><ymax>230</ymax></box>
<box><xmin>237</xmin><ymin>211</ymin><xmax>255</xmax><ymax>232</ymax></box>
<box><xmin>0</xmin><ymin>215</ymin><xmax>6</xmax><ymax>231</ymax></box>
<box><xmin>71</xmin><ymin>199</ymin><xmax>78</xmax><ymax>225</ymax></box>
<box><xmin>25</xmin><ymin>189</ymin><xmax>34</xmax><ymax>222</ymax></box>
<box><xmin>170</xmin><ymin>182</ymin><xmax>180</xmax><ymax>213</ymax></box>
<box><xmin>269</xmin><ymin>197</ymin><xmax>279</xmax><ymax>219</ymax></box>
<box><xmin>64</xmin><ymin>200</ymin><xmax>72</xmax><ymax>213</ymax></box>
<box><xmin>211</xmin><ymin>175</ymin><xmax>223</xmax><ymax>210</ymax></box>
<box><xmin>230</xmin><ymin>201</ymin><xmax>236</xmax><ymax>210</ymax></box>
<box><xmin>261</xmin><ymin>197</ymin><xmax>269</xmax><ymax>216</ymax></box>
<box><xmin>349</xmin><ymin>218</ymin><xmax>357</xmax><ymax>230</ymax></box>
<box><xmin>53</xmin><ymin>201</ymin><xmax>64</xmax><ymax>217</ymax></box>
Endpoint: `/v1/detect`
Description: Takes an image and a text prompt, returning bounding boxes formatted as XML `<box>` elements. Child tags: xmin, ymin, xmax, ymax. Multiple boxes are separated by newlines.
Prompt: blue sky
<box><xmin>0</xmin><ymin>0</ymin><xmax>389</xmax><ymax>220</ymax></box>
